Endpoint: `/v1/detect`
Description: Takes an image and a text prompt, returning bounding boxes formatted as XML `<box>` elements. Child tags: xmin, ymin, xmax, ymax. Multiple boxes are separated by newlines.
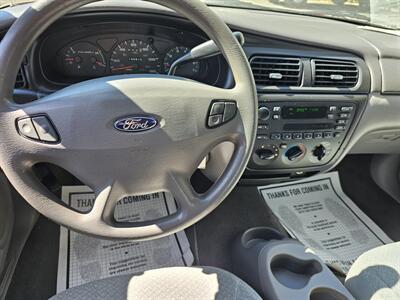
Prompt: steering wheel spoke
<box><xmin>167</xmin><ymin>172</ymin><xmax>201</xmax><ymax>213</ymax></box>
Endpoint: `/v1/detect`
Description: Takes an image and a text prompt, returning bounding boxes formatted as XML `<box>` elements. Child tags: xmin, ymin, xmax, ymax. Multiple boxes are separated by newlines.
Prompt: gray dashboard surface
<box><xmin>0</xmin><ymin>0</ymin><xmax>399</xmax><ymax>156</ymax></box>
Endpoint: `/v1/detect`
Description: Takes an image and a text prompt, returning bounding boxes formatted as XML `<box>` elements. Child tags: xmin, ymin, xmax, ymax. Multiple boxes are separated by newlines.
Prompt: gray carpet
<box><xmin>190</xmin><ymin>185</ymin><xmax>287</xmax><ymax>272</ymax></box>
<box><xmin>335</xmin><ymin>155</ymin><xmax>400</xmax><ymax>241</ymax></box>
<box><xmin>6</xmin><ymin>216</ymin><xmax>60</xmax><ymax>300</ymax></box>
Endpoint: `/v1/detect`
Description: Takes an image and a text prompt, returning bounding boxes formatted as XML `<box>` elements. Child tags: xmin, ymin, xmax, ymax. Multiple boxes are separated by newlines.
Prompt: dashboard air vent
<box><xmin>250</xmin><ymin>56</ymin><xmax>302</xmax><ymax>87</ymax></box>
<box><xmin>15</xmin><ymin>68</ymin><xmax>26</xmax><ymax>89</ymax></box>
<box><xmin>0</xmin><ymin>35</ymin><xmax>27</xmax><ymax>89</ymax></box>
<box><xmin>312</xmin><ymin>59</ymin><xmax>359</xmax><ymax>88</ymax></box>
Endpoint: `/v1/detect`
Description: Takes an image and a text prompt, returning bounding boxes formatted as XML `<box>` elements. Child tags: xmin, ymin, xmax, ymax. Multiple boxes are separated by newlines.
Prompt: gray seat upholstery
<box><xmin>345</xmin><ymin>242</ymin><xmax>400</xmax><ymax>300</ymax></box>
<box><xmin>50</xmin><ymin>266</ymin><xmax>262</xmax><ymax>300</ymax></box>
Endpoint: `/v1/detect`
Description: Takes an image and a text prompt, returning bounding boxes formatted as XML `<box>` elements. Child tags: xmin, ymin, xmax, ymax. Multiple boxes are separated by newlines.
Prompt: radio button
<box><xmin>337</xmin><ymin>119</ymin><xmax>348</xmax><ymax>125</ymax></box>
<box><xmin>282</xmin><ymin>133</ymin><xmax>292</xmax><ymax>140</ymax></box>
<box><xmin>341</xmin><ymin>106</ymin><xmax>354</xmax><ymax>112</ymax></box>
<box><xmin>339</xmin><ymin>113</ymin><xmax>350</xmax><ymax>119</ymax></box>
<box><xmin>314</xmin><ymin>132</ymin><xmax>323</xmax><ymax>139</ymax></box>
<box><xmin>271</xmin><ymin>133</ymin><xmax>281</xmax><ymax>140</ymax></box>
<box><xmin>328</xmin><ymin>114</ymin><xmax>335</xmax><ymax>120</ymax></box>
<box><xmin>273</xmin><ymin>107</ymin><xmax>281</xmax><ymax>112</ymax></box>
<box><xmin>257</xmin><ymin>135</ymin><xmax>269</xmax><ymax>140</ymax></box>
<box><xmin>335</xmin><ymin>125</ymin><xmax>346</xmax><ymax>131</ymax></box>
<box><xmin>258</xmin><ymin>125</ymin><xmax>269</xmax><ymax>131</ymax></box>
<box><xmin>324</xmin><ymin>132</ymin><xmax>333</xmax><ymax>139</ymax></box>
<box><xmin>304</xmin><ymin>133</ymin><xmax>313</xmax><ymax>140</ymax></box>
<box><xmin>329</xmin><ymin>106</ymin><xmax>337</xmax><ymax>112</ymax></box>
<box><xmin>273</xmin><ymin>115</ymin><xmax>281</xmax><ymax>120</ymax></box>
<box><xmin>293</xmin><ymin>133</ymin><xmax>303</xmax><ymax>140</ymax></box>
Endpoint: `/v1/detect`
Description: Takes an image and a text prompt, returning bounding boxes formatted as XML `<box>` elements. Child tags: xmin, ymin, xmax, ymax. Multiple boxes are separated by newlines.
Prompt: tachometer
<box><xmin>164</xmin><ymin>46</ymin><xmax>201</xmax><ymax>78</ymax></box>
<box><xmin>110</xmin><ymin>39</ymin><xmax>161</xmax><ymax>74</ymax></box>
<box><xmin>61</xmin><ymin>42</ymin><xmax>106</xmax><ymax>77</ymax></box>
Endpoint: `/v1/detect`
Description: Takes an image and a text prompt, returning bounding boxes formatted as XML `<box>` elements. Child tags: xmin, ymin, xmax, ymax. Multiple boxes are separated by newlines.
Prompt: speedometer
<box><xmin>110</xmin><ymin>39</ymin><xmax>161</xmax><ymax>74</ymax></box>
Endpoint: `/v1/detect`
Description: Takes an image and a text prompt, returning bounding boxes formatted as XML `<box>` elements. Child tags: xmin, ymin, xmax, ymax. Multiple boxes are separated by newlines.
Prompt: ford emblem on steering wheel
<box><xmin>114</xmin><ymin>116</ymin><xmax>158</xmax><ymax>132</ymax></box>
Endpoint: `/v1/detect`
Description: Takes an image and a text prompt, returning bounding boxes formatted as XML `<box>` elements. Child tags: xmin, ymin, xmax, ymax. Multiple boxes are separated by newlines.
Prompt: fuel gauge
<box><xmin>60</xmin><ymin>42</ymin><xmax>106</xmax><ymax>77</ymax></box>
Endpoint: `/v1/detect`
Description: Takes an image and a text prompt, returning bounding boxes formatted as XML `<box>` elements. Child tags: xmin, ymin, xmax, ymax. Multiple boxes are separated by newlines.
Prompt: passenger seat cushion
<box><xmin>345</xmin><ymin>242</ymin><xmax>400</xmax><ymax>300</ymax></box>
<box><xmin>50</xmin><ymin>266</ymin><xmax>262</xmax><ymax>300</ymax></box>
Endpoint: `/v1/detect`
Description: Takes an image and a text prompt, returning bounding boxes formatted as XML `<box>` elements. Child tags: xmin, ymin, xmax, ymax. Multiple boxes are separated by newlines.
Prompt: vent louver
<box><xmin>250</xmin><ymin>56</ymin><xmax>302</xmax><ymax>87</ymax></box>
<box><xmin>15</xmin><ymin>68</ymin><xmax>26</xmax><ymax>89</ymax></box>
<box><xmin>312</xmin><ymin>59</ymin><xmax>359</xmax><ymax>88</ymax></box>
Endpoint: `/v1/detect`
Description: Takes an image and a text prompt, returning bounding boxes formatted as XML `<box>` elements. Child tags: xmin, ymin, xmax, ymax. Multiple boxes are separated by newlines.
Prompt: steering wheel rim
<box><xmin>0</xmin><ymin>0</ymin><xmax>257</xmax><ymax>240</ymax></box>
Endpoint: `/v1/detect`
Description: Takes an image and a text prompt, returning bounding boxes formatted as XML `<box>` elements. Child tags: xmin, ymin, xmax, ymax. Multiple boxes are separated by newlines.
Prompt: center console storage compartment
<box><xmin>233</xmin><ymin>227</ymin><xmax>354</xmax><ymax>300</ymax></box>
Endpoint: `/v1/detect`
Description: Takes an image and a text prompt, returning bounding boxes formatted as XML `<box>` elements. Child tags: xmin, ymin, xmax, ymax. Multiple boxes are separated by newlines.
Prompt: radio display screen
<box><xmin>282</xmin><ymin>106</ymin><xmax>327</xmax><ymax>119</ymax></box>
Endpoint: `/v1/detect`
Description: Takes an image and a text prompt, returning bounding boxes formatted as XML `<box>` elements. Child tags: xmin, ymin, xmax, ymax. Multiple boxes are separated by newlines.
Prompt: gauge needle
<box><xmin>111</xmin><ymin>65</ymin><xmax>135</xmax><ymax>72</ymax></box>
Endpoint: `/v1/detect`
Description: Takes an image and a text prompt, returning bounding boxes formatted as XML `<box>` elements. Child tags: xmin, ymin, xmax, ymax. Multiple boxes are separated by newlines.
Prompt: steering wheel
<box><xmin>0</xmin><ymin>0</ymin><xmax>257</xmax><ymax>240</ymax></box>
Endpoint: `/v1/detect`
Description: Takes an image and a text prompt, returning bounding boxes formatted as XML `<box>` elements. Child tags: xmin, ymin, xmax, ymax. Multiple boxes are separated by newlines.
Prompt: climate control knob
<box><xmin>254</xmin><ymin>145</ymin><xmax>279</xmax><ymax>164</ymax></box>
<box><xmin>256</xmin><ymin>149</ymin><xmax>276</xmax><ymax>160</ymax></box>
<box><xmin>285</xmin><ymin>145</ymin><xmax>305</xmax><ymax>162</ymax></box>
<box><xmin>313</xmin><ymin>144</ymin><xmax>327</xmax><ymax>161</ymax></box>
<box><xmin>258</xmin><ymin>106</ymin><xmax>270</xmax><ymax>121</ymax></box>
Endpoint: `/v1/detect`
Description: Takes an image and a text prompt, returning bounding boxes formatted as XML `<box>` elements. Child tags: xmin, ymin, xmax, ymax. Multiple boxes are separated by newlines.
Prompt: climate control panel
<box><xmin>248</xmin><ymin>101</ymin><xmax>357</xmax><ymax>170</ymax></box>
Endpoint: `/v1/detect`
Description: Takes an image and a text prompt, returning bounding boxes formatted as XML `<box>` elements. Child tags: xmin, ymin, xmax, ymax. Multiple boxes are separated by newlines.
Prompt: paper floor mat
<box><xmin>57</xmin><ymin>186</ymin><xmax>194</xmax><ymax>293</ymax></box>
<box><xmin>259</xmin><ymin>172</ymin><xmax>393</xmax><ymax>274</ymax></box>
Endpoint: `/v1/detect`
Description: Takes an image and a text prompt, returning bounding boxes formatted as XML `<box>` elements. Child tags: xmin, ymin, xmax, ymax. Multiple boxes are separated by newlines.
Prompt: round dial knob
<box><xmin>254</xmin><ymin>145</ymin><xmax>279</xmax><ymax>164</ymax></box>
<box><xmin>258</xmin><ymin>106</ymin><xmax>270</xmax><ymax>121</ymax></box>
<box><xmin>285</xmin><ymin>145</ymin><xmax>305</xmax><ymax>162</ymax></box>
<box><xmin>313</xmin><ymin>144</ymin><xmax>327</xmax><ymax>161</ymax></box>
<box><xmin>256</xmin><ymin>148</ymin><xmax>276</xmax><ymax>160</ymax></box>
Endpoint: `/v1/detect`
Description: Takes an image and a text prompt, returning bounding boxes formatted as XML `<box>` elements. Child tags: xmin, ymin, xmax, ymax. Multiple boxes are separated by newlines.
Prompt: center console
<box><xmin>250</xmin><ymin>100</ymin><xmax>356</xmax><ymax>170</ymax></box>
<box><xmin>246</xmin><ymin>94</ymin><xmax>366</xmax><ymax>178</ymax></box>
<box><xmin>233</xmin><ymin>228</ymin><xmax>355</xmax><ymax>300</ymax></box>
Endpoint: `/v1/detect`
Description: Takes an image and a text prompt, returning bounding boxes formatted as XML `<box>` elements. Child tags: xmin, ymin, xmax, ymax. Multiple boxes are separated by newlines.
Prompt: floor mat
<box><xmin>191</xmin><ymin>185</ymin><xmax>288</xmax><ymax>272</ymax></box>
<box><xmin>57</xmin><ymin>186</ymin><xmax>193</xmax><ymax>293</ymax></box>
<box><xmin>259</xmin><ymin>172</ymin><xmax>393</xmax><ymax>275</ymax></box>
<box><xmin>337</xmin><ymin>155</ymin><xmax>400</xmax><ymax>241</ymax></box>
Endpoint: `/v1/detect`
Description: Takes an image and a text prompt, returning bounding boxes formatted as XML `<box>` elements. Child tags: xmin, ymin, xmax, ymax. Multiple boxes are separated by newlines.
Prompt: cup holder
<box><xmin>270</xmin><ymin>255</ymin><xmax>323</xmax><ymax>289</ymax></box>
<box><xmin>241</xmin><ymin>227</ymin><xmax>285</xmax><ymax>248</ymax></box>
<box><xmin>233</xmin><ymin>228</ymin><xmax>354</xmax><ymax>300</ymax></box>
<box><xmin>310</xmin><ymin>288</ymin><xmax>349</xmax><ymax>300</ymax></box>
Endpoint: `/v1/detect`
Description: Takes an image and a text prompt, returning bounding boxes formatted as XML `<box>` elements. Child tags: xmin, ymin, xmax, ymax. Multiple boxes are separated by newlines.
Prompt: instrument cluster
<box><xmin>37</xmin><ymin>21</ymin><xmax>224</xmax><ymax>88</ymax></box>
<box><xmin>59</xmin><ymin>39</ymin><xmax>203</xmax><ymax>79</ymax></box>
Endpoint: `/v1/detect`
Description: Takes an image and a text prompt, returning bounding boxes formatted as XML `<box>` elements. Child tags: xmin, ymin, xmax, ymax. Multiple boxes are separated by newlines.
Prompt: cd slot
<box><xmin>283</xmin><ymin>123</ymin><xmax>334</xmax><ymax>131</ymax></box>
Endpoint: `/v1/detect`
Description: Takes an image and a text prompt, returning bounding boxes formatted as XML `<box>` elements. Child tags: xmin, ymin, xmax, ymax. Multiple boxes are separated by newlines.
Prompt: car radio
<box><xmin>249</xmin><ymin>101</ymin><xmax>357</xmax><ymax>170</ymax></box>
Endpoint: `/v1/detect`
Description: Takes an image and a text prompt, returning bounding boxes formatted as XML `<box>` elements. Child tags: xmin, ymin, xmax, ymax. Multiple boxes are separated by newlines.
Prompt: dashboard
<box><xmin>2</xmin><ymin>1</ymin><xmax>400</xmax><ymax>183</ymax></box>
